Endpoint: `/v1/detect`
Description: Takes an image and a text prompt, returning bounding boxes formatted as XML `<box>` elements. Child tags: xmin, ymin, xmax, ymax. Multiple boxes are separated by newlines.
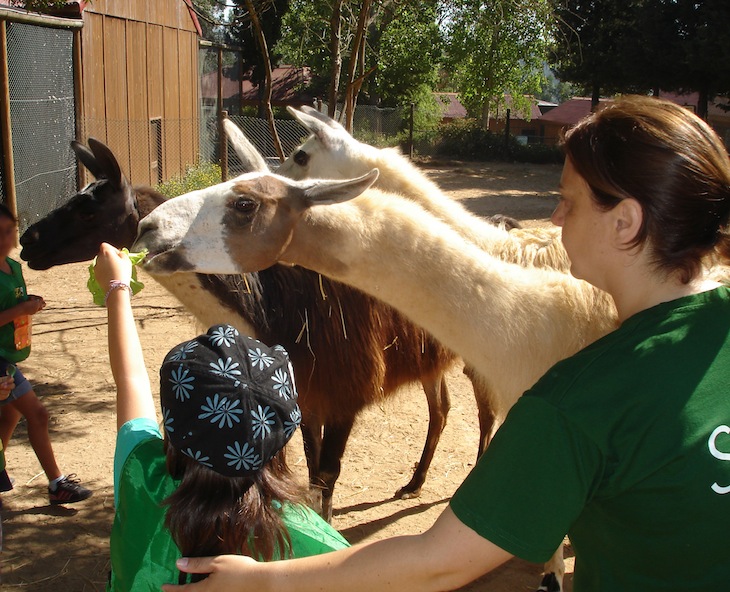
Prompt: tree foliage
<box><xmin>226</xmin><ymin>0</ymin><xmax>291</xmax><ymax>86</ymax></box>
<box><xmin>552</xmin><ymin>0</ymin><xmax>730</xmax><ymax>117</ymax></box>
<box><xmin>443</xmin><ymin>0</ymin><xmax>552</xmax><ymax>127</ymax></box>
<box><xmin>276</xmin><ymin>0</ymin><xmax>443</xmax><ymax>127</ymax></box>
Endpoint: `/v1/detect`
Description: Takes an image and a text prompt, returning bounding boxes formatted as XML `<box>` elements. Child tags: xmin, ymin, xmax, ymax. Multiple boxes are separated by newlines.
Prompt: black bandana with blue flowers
<box><xmin>159</xmin><ymin>324</ymin><xmax>301</xmax><ymax>477</ymax></box>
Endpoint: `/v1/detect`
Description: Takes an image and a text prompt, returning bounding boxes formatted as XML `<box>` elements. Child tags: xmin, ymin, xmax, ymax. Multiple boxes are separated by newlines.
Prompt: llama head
<box><xmin>134</xmin><ymin>169</ymin><xmax>379</xmax><ymax>276</ymax></box>
<box><xmin>20</xmin><ymin>138</ymin><xmax>140</xmax><ymax>270</ymax></box>
<box><xmin>276</xmin><ymin>106</ymin><xmax>377</xmax><ymax>181</ymax></box>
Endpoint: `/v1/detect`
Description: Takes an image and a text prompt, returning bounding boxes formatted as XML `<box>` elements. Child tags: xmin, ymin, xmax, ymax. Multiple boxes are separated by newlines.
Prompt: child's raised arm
<box><xmin>95</xmin><ymin>243</ymin><xmax>156</xmax><ymax>429</ymax></box>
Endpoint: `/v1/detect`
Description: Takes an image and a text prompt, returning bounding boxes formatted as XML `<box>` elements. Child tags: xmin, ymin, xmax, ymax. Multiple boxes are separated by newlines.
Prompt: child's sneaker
<box><xmin>48</xmin><ymin>474</ymin><xmax>92</xmax><ymax>505</ymax></box>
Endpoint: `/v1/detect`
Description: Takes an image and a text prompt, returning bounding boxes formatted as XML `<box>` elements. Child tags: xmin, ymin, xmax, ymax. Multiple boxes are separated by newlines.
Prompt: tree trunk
<box><xmin>327</xmin><ymin>0</ymin><xmax>344</xmax><ymax>118</ymax></box>
<box><xmin>697</xmin><ymin>83</ymin><xmax>709</xmax><ymax>121</ymax></box>
<box><xmin>245</xmin><ymin>0</ymin><xmax>285</xmax><ymax>161</ymax></box>
<box><xmin>591</xmin><ymin>83</ymin><xmax>600</xmax><ymax>112</ymax></box>
<box><xmin>343</xmin><ymin>0</ymin><xmax>372</xmax><ymax>132</ymax></box>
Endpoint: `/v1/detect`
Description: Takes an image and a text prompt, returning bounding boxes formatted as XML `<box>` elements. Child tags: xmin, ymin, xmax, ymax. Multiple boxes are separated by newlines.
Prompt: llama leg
<box><xmin>318</xmin><ymin>417</ymin><xmax>356</xmax><ymax>523</ymax></box>
<box><xmin>300</xmin><ymin>417</ymin><xmax>324</xmax><ymax>515</ymax></box>
<box><xmin>395</xmin><ymin>373</ymin><xmax>451</xmax><ymax>499</ymax></box>
<box><xmin>464</xmin><ymin>365</ymin><xmax>498</xmax><ymax>459</ymax></box>
<box><xmin>537</xmin><ymin>545</ymin><xmax>565</xmax><ymax>592</ymax></box>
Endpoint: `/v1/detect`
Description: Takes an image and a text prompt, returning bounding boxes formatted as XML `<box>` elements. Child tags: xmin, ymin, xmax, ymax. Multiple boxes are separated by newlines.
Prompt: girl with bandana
<box><xmin>94</xmin><ymin>243</ymin><xmax>349</xmax><ymax>590</ymax></box>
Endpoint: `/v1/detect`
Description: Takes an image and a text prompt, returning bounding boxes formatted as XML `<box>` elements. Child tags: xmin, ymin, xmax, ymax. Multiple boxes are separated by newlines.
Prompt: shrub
<box><xmin>156</xmin><ymin>162</ymin><xmax>222</xmax><ymax>198</ymax></box>
<box><xmin>428</xmin><ymin>119</ymin><xmax>563</xmax><ymax>164</ymax></box>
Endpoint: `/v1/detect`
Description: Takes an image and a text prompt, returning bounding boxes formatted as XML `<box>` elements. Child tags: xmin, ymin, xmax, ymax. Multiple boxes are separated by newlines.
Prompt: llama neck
<box><xmin>283</xmin><ymin>194</ymin><xmax>617</xmax><ymax>405</ymax></box>
<box><xmin>360</xmin><ymin>150</ymin><xmax>534</xmax><ymax>264</ymax></box>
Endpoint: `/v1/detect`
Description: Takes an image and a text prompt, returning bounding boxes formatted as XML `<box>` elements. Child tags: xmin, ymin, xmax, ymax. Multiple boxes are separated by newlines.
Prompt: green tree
<box><xmin>443</xmin><ymin>0</ymin><xmax>552</xmax><ymax>128</ymax></box>
<box><xmin>551</xmin><ymin>0</ymin><xmax>730</xmax><ymax>118</ymax></box>
<box><xmin>277</xmin><ymin>0</ymin><xmax>444</xmax><ymax>127</ymax></box>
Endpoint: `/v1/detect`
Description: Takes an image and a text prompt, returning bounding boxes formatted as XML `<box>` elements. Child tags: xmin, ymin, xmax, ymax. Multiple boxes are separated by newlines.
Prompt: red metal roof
<box><xmin>434</xmin><ymin>93</ymin><xmax>467</xmax><ymax>119</ymax></box>
<box><xmin>201</xmin><ymin>66</ymin><xmax>314</xmax><ymax>105</ymax></box>
<box><xmin>538</xmin><ymin>97</ymin><xmax>612</xmax><ymax>125</ymax></box>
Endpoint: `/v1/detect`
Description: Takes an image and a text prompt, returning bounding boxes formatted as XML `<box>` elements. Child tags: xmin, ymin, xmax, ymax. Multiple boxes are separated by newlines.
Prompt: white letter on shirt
<box><xmin>708</xmin><ymin>425</ymin><xmax>730</xmax><ymax>494</ymax></box>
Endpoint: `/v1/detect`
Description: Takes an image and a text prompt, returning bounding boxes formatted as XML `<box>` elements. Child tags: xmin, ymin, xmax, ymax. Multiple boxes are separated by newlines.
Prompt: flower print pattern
<box><xmin>271</xmin><ymin>367</ymin><xmax>293</xmax><ymax>400</ymax></box>
<box><xmin>283</xmin><ymin>407</ymin><xmax>301</xmax><ymax>438</ymax></box>
<box><xmin>198</xmin><ymin>394</ymin><xmax>244</xmax><ymax>429</ymax></box>
<box><xmin>224</xmin><ymin>441</ymin><xmax>262</xmax><ymax>471</ymax></box>
<box><xmin>170</xmin><ymin>365</ymin><xmax>195</xmax><ymax>401</ymax></box>
<box><xmin>162</xmin><ymin>407</ymin><xmax>175</xmax><ymax>433</ymax></box>
<box><xmin>182</xmin><ymin>448</ymin><xmax>213</xmax><ymax>468</ymax></box>
<box><xmin>209</xmin><ymin>357</ymin><xmax>242</xmax><ymax>381</ymax></box>
<box><xmin>248</xmin><ymin>347</ymin><xmax>275</xmax><ymax>371</ymax></box>
<box><xmin>210</xmin><ymin>325</ymin><xmax>239</xmax><ymax>347</ymax></box>
<box><xmin>251</xmin><ymin>405</ymin><xmax>275</xmax><ymax>439</ymax></box>
<box><xmin>169</xmin><ymin>340</ymin><xmax>199</xmax><ymax>361</ymax></box>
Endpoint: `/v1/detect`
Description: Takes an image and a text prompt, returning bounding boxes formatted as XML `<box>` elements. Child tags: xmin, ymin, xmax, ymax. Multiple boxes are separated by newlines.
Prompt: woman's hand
<box><xmin>94</xmin><ymin>243</ymin><xmax>132</xmax><ymax>289</ymax></box>
<box><xmin>161</xmin><ymin>556</ymin><xmax>259</xmax><ymax>591</ymax></box>
<box><xmin>0</xmin><ymin>375</ymin><xmax>13</xmax><ymax>401</ymax></box>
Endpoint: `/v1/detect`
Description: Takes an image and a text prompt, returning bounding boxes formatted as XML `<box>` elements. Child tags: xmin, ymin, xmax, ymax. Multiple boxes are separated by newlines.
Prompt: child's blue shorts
<box><xmin>0</xmin><ymin>358</ymin><xmax>32</xmax><ymax>406</ymax></box>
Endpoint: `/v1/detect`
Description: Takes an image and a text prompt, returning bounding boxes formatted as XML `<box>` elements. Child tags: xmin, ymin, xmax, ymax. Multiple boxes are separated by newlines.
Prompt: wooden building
<box><xmin>76</xmin><ymin>0</ymin><xmax>201</xmax><ymax>185</ymax></box>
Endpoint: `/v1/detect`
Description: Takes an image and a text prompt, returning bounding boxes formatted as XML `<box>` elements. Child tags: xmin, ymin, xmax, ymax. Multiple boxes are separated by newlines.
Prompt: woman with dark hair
<box><xmin>164</xmin><ymin>95</ymin><xmax>730</xmax><ymax>591</ymax></box>
<box><xmin>94</xmin><ymin>243</ymin><xmax>348</xmax><ymax>591</ymax></box>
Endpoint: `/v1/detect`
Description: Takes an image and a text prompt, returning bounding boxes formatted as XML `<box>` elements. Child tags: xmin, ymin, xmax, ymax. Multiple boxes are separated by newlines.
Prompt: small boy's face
<box><xmin>0</xmin><ymin>217</ymin><xmax>16</xmax><ymax>257</ymax></box>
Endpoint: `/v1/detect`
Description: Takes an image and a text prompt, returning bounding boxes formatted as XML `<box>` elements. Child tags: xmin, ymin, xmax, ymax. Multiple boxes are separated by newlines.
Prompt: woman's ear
<box><xmin>613</xmin><ymin>198</ymin><xmax>644</xmax><ymax>247</ymax></box>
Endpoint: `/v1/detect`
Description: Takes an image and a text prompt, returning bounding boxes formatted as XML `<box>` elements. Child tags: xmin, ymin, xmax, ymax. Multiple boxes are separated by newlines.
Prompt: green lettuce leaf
<box><xmin>87</xmin><ymin>248</ymin><xmax>148</xmax><ymax>307</ymax></box>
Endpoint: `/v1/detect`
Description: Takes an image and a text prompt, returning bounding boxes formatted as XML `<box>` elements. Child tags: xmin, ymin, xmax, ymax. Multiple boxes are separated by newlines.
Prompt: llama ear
<box><xmin>87</xmin><ymin>138</ymin><xmax>124</xmax><ymax>187</ymax></box>
<box><xmin>223</xmin><ymin>119</ymin><xmax>270</xmax><ymax>173</ymax></box>
<box><xmin>298</xmin><ymin>105</ymin><xmax>343</xmax><ymax>130</ymax></box>
<box><xmin>71</xmin><ymin>140</ymin><xmax>105</xmax><ymax>180</ymax></box>
<box><xmin>288</xmin><ymin>106</ymin><xmax>339</xmax><ymax>148</ymax></box>
<box><xmin>302</xmin><ymin>169</ymin><xmax>379</xmax><ymax>206</ymax></box>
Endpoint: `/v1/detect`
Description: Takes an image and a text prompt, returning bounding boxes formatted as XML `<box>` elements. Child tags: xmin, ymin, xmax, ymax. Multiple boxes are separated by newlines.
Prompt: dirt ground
<box><xmin>0</xmin><ymin>160</ymin><xmax>572</xmax><ymax>591</ymax></box>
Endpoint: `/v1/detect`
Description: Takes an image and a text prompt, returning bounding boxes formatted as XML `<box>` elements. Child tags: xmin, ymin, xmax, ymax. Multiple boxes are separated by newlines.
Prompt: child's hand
<box><xmin>20</xmin><ymin>296</ymin><xmax>45</xmax><ymax>315</ymax></box>
<box><xmin>0</xmin><ymin>375</ymin><xmax>13</xmax><ymax>401</ymax></box>
<box><xmin>94</xmin><ymin>243</ymin><xmax>132</xmax><ymax>288</ymax></box>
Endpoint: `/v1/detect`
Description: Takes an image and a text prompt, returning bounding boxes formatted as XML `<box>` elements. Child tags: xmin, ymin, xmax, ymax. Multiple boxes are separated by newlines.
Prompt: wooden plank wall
<box><xmin>80</xmin><ymin>0</ymin><xmax>199</xmax><ymax>186</ymax></box>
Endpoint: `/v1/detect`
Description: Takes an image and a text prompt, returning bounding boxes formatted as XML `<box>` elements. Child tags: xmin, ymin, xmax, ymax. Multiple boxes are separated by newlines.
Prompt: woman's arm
<box><xmin>95</xmin><ymin>243</ymin><xmax>156</xmax><ymax>429</ymax></box>
<box><xmin>162</xmin><ymin>506</ymin><xmax>512</xmax><ymax>592</ymax></box>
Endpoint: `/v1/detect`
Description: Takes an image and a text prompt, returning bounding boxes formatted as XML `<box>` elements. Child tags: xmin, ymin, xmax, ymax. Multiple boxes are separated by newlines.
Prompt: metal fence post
<box><xmin>505</xmin><ymin>108</ymin><xmax>511</xmax><ymax>155</ymax></box>
<box><xmin>220</xmin><ymin>110</ymin><xmax>228</xmax><ymax>182</ymax></box>
<box><xmin>408</xmin><ymin>102</ymin><xmax>414</xmax><ymax>159</ymax></box>
<box><xmin>0</xmin><ymin>20</ymin><xmax>18</xmax><ymax>243</ymax></box>
<box><xmin>73</xmin><ymin>27</ymin><xmax>85</xmax><ymax>189</ymax></box>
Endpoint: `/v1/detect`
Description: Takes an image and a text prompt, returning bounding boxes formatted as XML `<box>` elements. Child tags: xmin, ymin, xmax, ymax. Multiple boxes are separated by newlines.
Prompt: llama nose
<box><xmin>20</xmin><ymin>228</ymin><xmax>39</xmax><ymax>246</ymax></box>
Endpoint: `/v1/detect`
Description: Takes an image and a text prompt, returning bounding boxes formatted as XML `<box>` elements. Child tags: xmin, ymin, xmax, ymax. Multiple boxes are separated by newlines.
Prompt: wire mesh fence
<box><xmin>6</xmin><ymin>21</ymin><xmax>76</xmax><ymax>233</ymax></box>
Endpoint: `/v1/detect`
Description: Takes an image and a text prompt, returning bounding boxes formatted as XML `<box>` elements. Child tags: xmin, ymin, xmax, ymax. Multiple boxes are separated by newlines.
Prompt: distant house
<box><xmin>657</xmin><ymin>91</ymin><xmax>730</xmax><ymax>148</ymax></box>
<box><xmin>538</xmin><ymin>94</ymin><xmax>730</xmax><ymax>147</ymax></box>
<box><xmin>434</xmin><ymin>92</ymin><xmax>467</xmax><ymax>122</ymax></box>
<box><xmin>537</xmin><ymin>97</ymin><xmax>612</xmax><ymax>144</ymax></box>
<box><xmin>201</xmin><ymin>65</ymin><xmax>314</xmax><ymax>113</ymax></box>
<box><xmin>487</xmin><ymin>95</ymin><xmax>543</xmax><ymax>143</ymax></box>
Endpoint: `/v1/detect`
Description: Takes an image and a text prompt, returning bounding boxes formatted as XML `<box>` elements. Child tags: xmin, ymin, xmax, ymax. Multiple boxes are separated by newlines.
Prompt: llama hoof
<box><xmin>536</xmin><ymin>572</ymin><xmax>561</xmax><ymax>592</ymax></box>
<box><xmin>395</xmin><ymin>485</ymin><xmax>422</xmax><ymax>500</ymax></box>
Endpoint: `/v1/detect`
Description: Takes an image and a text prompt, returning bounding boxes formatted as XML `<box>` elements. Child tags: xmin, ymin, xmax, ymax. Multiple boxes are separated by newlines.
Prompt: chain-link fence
<box><xmin>6</xmin><ymin>21</ymin><xmax>76</xmax><ymax>233</ymax></box>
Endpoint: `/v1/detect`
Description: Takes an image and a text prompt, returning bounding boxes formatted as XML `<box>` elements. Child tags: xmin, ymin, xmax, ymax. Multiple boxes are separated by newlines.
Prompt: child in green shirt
<box><xmin>95</xmin><ymin>243</ymin><xmax>349</xmax><ymax>590</ymax></box>
<box><xmin>0</xmin><ymin>204</ymin><xmax>91</xmax><ymax>505</ymax></box>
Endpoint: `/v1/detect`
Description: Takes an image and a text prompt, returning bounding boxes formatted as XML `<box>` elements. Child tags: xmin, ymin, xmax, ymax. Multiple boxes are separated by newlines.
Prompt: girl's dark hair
<box><xmin>0</xmin><ymin>204</ymin><xmax>17</xmax><ymax>224</ymax></box>
<box><xmin>162</xmin><ymin>437</ymin><xmax>304</xmax><ymax>570</ymax></box>
<box><xmin>563</xmin><ymin>95</ymin><xmax>730</xmax><ymax>283</ymax></box>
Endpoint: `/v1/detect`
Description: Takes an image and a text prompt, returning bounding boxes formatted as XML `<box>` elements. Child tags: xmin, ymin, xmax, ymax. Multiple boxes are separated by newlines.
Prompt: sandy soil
<box><xmin>0</xmin><ymin>160</ymin><xmax>572</xmax><ymax>591</ymax></box>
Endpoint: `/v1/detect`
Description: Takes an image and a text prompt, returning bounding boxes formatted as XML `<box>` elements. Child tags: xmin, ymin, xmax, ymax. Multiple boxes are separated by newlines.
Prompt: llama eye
<box><xmin>294</xmin><ymin>150</ymin><xmax>309</xmax><ymax>166</ymax></box>
<box><xmin>234</xmin><ymin>198</ymin><xmax>258</xmax><ymax>215</ymax></box>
